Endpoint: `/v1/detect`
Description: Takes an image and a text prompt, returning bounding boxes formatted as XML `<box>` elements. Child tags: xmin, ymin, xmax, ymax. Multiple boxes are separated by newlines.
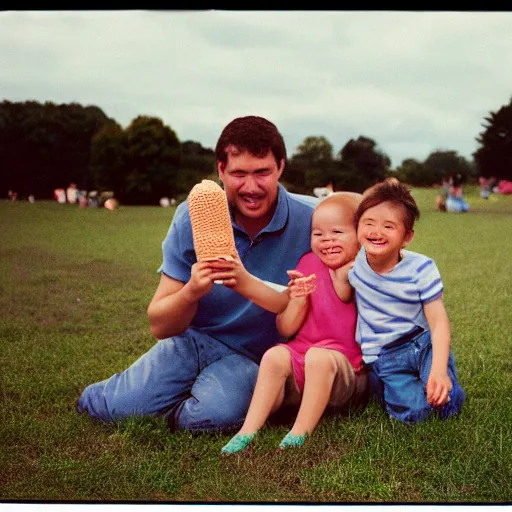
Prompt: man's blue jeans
<box><xmin>366</xmin><ymin>330</ymin><xmax>466</xmax><ymax>424</ymax></box>
<box><xmin>77</xmin><ymin>329</ymin><xmax>259</xmax><ymax>432</ymax></box>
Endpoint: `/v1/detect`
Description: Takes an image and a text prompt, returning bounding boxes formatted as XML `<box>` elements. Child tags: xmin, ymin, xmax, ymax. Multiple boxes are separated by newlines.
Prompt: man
<box><xmin>77</xmin><ymin>115</ymin><xmax>318</xmax><ymax>432</ymax></box>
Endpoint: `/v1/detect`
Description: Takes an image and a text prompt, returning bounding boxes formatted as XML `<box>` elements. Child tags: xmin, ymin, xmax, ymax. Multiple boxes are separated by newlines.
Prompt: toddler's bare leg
<box><xmin>289</xmin><ymin>348</ymin><xmax>353</xmax><ymax>437</ymax></box>
<box><xmin>238</xmin><ymin>345</ymin><xmax>294</xmax><ymax>434</ymax></box>
<box><xmin>221</xmin><ymin>346</ymin><xmax>294</xmax><ymax>454</ymax></box>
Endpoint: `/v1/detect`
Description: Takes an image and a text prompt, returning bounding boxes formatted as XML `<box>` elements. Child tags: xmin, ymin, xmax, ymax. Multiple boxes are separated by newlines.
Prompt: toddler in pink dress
<box><xmin>222</xmin><ymin>192</ymin><xmax>367</xmax><ymax>454</ymax></box>
<box><xmin>278</xmin><ymin>250</ymin><xmax>362</xmax><ymax>394</ymax></box>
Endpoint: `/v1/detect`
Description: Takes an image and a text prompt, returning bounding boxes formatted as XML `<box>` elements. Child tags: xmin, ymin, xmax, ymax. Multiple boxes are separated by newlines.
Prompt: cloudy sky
<box><xmin>2</xmin><ymin>10</ymin><xmax>512</xmax><ymax>168</ymax></box>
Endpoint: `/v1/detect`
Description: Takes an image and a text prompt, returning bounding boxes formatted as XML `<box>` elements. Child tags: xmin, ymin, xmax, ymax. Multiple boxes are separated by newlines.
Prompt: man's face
<box><xmin>217</xmin><ymin>147</ymin><xmax>284</xmax><ymax>227</ymax></box>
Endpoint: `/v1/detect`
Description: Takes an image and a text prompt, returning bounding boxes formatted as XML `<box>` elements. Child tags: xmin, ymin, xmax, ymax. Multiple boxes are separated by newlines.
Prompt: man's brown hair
<box><xmin>354</xmin><ymin>178</ymin><xmax>420</xmax><ymax>231</ymax></box>
<box><xmin>215</xmin><ymin>116</ymin><xmax>287</xmax><ymax>167</ymax></box>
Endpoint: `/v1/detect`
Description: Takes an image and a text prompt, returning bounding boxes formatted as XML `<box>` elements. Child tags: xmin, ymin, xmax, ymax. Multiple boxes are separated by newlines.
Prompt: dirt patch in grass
<box><xmin>0</xmin><ymin>440</ymin><xmax>43</xmax><ymax>494</ymax></box>
<box><xmin>0</xmin><ymin>246</ymin><xmax>152</xmax><ymax>331</ymax></box>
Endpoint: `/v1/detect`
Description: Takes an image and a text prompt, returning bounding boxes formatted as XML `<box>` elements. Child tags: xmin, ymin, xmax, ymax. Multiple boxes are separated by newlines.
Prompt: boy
<box><xmin>335</xmin><ymin>178</ymin><xmax>465</xmax><ymax>424</ymax></box>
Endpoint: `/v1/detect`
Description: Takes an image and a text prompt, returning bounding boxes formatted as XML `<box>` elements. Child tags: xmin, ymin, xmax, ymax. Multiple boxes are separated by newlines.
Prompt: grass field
<box><xmin>1</xmin><ymin>185</ymin><xmax>511</xmax><ymax>503</ymax></box>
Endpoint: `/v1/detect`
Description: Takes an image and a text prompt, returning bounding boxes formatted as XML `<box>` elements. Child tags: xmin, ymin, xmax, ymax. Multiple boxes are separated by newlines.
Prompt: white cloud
<box><xmin>1</xmin><ymin>10</ymin><xmax>511</xmax><ymax>166</ymax></box>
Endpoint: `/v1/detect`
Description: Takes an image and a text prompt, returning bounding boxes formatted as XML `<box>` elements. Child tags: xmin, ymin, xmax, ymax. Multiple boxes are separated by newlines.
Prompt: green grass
<box><xmin>1</xmin><ymin>186</ymin><xmax>512</xmax><ymax>503</ymax></box>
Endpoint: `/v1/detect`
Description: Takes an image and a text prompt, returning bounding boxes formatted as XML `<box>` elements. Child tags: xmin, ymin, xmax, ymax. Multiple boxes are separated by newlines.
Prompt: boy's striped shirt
<box><xmin>348</xmin><ymin>247</ymin><xmax>444</xmax><ymax>363</ymax></box>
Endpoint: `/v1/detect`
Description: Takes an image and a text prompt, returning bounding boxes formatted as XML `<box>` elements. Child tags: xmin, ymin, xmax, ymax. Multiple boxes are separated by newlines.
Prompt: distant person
<box><xmin>435</xmin><ymin>176</ymin><xmax>449</xmax><ymax>212</ymax></box>
<box><xmin>446</xmin><ymin>173</ymin><xmax>469</xmax><ymax>213</ymax></box>
<box><xmin>66</xmin><ymin>183</ymin><xmax>78</xmax><ymax>204</ymax></box>
<box><xmin>334</xmin><ymin>178</ymin><xmax>466</xmax><ymax>424</ymax></box>
<box><xmin>78</xmin><ymin>190</ymin><xmax>88</xmax><ymax>208</ymax></box>
<box><xmin>54</xmin><ymin>188</ymin><xmax>66</xmax><ymax>204</ymax></box>
<box><xmin>479</xmin><ymin>177</ymin><xmax>490</xmax><ymax>199</ymax></box>
<box><xmin>488</xmin><ymin>176</ymin><xmax>498</xmax><ymax>194</ymax></box>
<box><xmin>104</xmin><ymin>198</ymin><xmax>118</xmax><ymax>211</ymax></box>
<box><xmin>221</xmin><ymin>192</ymin><xmax>367</xmax><ymax>454</ymax></box>
<box><xmin>498</xmin><ymin>179</ymin><xmax>512</xmax><ymax>195</ymax></box>
<box><xmin>313</xmin><ymin>181</ymin><xmax>334</xmax><ymax>199</ymax></box>
<box><xmin>77</xmin><ymin>115</ymin><xmax>321</xmax><ymax>432</ymax></box>
<box><xmin>88</xmin><ymin>191</ymin><xmax>99</xmax><ymax>208</ymax></box>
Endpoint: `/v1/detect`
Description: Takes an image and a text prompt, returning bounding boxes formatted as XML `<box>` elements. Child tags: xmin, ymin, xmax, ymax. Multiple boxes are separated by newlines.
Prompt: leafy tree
<box><xmin>0</xmin><ymin>100</ymin><xmax>31</xmax><ymax>197</ymax></box>
<box><xmin>57</xmin><ymin>103</ymin><xmax>113</xmax><ymax>191</ymax></box>
<box><xmin>474</xmin><ymin>97</ymin><xmax>512</xmax><ymax>180</ymax></box>
<box><xmin>423</xmin><ymin>150</ymin><xmax>474</xmax><ymax>186</ymax></box>
<box><xmin>294</xmin><ymin>136</ymin><xmax>334</xmax><ymax>166</ymax></box>
<box><xmin>178</xmin><ymin>140</ymin><xmax>216</xmax><ymax>195</ymax></box>
<box><xmin>335</xmin><ymin>136</ymin><xmax>390</xmax><ymax>193</ymax></box>
<box><xmin>90</xmin><ymin>121</ymin><xmax>127</xmax><ymax>194</ymax></box>
<box><xmin>393</xmin><ymin>152</ymin><xmax>474</xmax><ymax>187</ymax></box>
<box><xmin>297</xmin><ymin>136</ymin><xmax>335</xmax><ymax>190</ymax></box>
<box><xmin>393</xmin><ymin>158</ymin><xmax>425</xmax><ymax>186</ymax></box>
<box><xmin>284</xmin><ymin>134</ymin><xmax>391</xmax><ymax>194</ymax></box>
<box><xmin>281</xmin><ymin>157</ymin><xmax>307</xmax><ymax>194</ymax></box>
<box><xmin>0</xmin><ymin>100</ymin><xmax>114</xmax><ymax>198</ymax></box>
<box><xmin>284</xmin><ymin>136</ymin><xmax>335</xmax><ymax>193</ymax></box>
<box><xmin>122</xmin><ymin>116</ymin><xmax>182</xmax><ymax>205</ymax></box>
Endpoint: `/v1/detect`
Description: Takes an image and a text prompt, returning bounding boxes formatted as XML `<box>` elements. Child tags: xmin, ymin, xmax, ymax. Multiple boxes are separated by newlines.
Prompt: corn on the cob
<box><xmin>188</xmin><ymin>179</ymin><xmax>239</xmax><ymax>262</ymax></box>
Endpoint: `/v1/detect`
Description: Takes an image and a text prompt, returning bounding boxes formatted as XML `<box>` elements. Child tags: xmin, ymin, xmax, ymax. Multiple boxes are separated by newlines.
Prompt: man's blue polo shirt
<box><xmin>158</xmin><ymin>183</ymin><xmax>317</xmax><ymax>362</ymax></box>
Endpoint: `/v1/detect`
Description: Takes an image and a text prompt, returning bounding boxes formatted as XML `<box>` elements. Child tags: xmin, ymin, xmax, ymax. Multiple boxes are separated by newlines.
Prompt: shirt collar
<box><xmin>260</xmin><ymin>183</ymin><xmax>289</xmax><ymax>234</ymax></box>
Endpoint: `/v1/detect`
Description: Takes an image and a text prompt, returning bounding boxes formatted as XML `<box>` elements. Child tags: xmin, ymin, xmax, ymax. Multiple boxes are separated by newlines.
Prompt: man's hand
<box><xmin>184</xmin><ymin>259</ymin><xmax>238</xmax><ymax>302</ymax></box>
<box><xmin>426</xmin><ymin>371</ymin><xmax>453</xmax><ymax>407</ymax></box>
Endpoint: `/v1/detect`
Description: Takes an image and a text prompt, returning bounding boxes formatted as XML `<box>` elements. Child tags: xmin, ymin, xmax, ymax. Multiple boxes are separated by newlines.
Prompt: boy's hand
<box><xmin>287</xmin><ymin>270</ymin><xmax>316</xmax><ymax>299</ymax></box>
<box><xmin>340</xmin><ymin>259</ymin><xmax>355</xmax><ymax>273</ymax></box>
<box><xmin>329</xmin><ymin>260</ymin><xmax>354</xmax><ymax>283</ymax></box>
<box><xmin>328</xmin><ymin>260</ymin><xmax>355</xmax><ymax>302</ymax></box>
<box><xmin>426</xmin><ymin>371</ymin><xmax>453</xmax><ymax>407</ymax></box>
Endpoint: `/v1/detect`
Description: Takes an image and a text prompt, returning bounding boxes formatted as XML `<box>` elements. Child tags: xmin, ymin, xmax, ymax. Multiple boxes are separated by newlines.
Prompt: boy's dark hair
<box><xmin>354</xmin><ymin>177</ymin><xmax>420</xmax><ymax>232</ymax></box>
<box><xmin>215</xmin><ymin>116</ymin><xmax>287</xmax><ymax>167</ymax></box>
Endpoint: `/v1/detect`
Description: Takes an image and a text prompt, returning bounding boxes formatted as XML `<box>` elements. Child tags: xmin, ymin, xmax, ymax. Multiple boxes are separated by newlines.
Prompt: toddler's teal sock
<box><xmin>279</xmin><ymin>432</ymin><xmax>306</xmax><ymax>449</ymax></box>
<box><xmin>221</xmin><ymin>433</ymin><xmax>256</xmax><ymax>455</ymax></box>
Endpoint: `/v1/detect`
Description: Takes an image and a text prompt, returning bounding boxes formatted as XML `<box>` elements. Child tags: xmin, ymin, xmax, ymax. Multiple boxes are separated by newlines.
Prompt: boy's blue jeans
<box><xmin>366</xmin><ymin>330</ymin><xmax>466</xmax><ymax>424</ymax></box>
<box><xmin>77</xmin><ymin>329</ymin><xmax>259</xmax><ymax>432</ymax></box>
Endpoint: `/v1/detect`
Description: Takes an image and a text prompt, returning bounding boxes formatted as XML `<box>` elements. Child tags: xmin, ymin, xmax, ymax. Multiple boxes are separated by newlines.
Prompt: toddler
<box><xmin>221</xmin><ymin>192</ymin><xmax>368</xmax><ymax>454</ymax></box>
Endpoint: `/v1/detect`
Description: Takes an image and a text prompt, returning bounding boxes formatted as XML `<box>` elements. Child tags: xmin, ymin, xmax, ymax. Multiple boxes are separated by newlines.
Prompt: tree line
<box><xmin>1</xmin><ymin>97</ymin><xmax>511</xmax><ymax>204</ymax></box>
<box><xmin>0</xmin><ymin>100</ymin><xmax>215</xmax><ymax>205</ymax></box>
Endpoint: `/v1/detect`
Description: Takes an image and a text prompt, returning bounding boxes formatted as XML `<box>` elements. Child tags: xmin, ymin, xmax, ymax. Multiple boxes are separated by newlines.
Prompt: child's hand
<box><xmin>217</xmin><ymin>257</ymin><xmax>250</xmax><ymax>290</ymax></box>
<box><xmin>340</xmin><ymin>259</ymin><xmax>355</xmax><ymax>273</ymax></box>
<box><xmin>287</xmin><ymin>269</ymin><xmax>304</xmax><ymax>283</ymax></box>
<box><xmin>328</xmin><ymin>260</ymin><xmax>354</xmax><ymax>283</ymax></box>
<box><xmin>426</xmin><ymin>371</ymin><xmax>453</xmax><ymax>407</ymax></box>
<box><xmin>328</xmin><ymin>261</ymin><xmax>355</xmax><ymax>302</ymax></box>
<box><xmin>287</xmin><ymin>270</ymin><xmax>316</xmax><ymax>299</ymax></box>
